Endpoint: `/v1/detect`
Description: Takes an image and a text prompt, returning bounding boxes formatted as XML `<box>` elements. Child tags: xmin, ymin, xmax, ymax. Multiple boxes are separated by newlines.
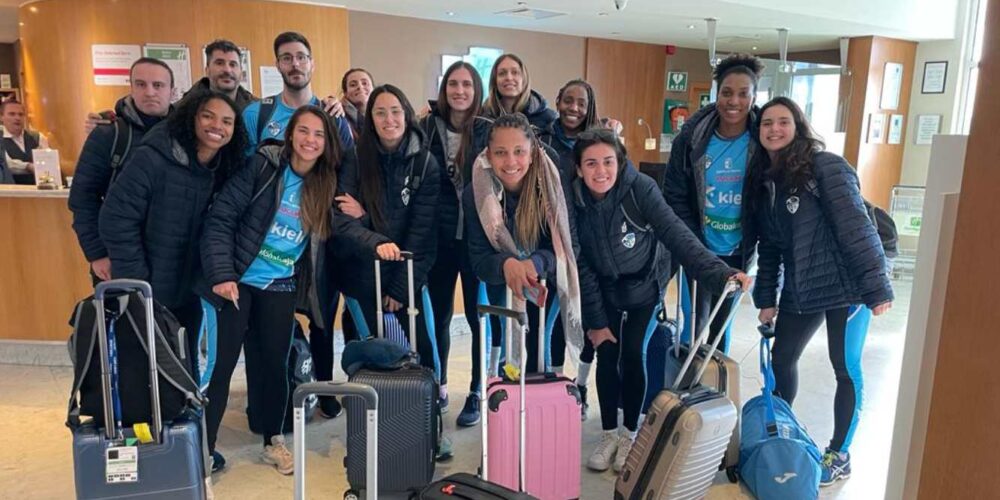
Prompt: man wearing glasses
<box><xmin>242</xmin><ymin>31</ymin><xmax>355</xmax><ymax>152</ymax></box>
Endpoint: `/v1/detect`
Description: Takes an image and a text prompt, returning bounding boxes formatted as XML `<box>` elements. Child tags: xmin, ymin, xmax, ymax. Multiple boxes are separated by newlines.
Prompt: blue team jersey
<box><xmin>702</xmin><ymin>130</ymin><xmax>749</xmax><ymax>255</ymax></box>
<box><xmin>240</xmin><ymin>168</ymin><xmax>308</xmax><ymax>290</ymax></box>
<box><xmin>242</xmin><ymin>95</ymin><xmax>354</xmax><ymax>155</ymax></box>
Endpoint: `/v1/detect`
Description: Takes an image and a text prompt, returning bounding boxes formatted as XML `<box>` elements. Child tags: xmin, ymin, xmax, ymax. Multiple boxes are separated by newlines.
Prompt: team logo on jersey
<box><xmin>622</xmin><ymin>232</ymin><xmax>636</xmax><ymax>249</ymax></box>
<box><xmin>621</xmin><ymin>222</ymin><xmax>628</xmax><ymax>233</ymax></box>
<box><xmin>786</xmin><ymin>195</ymin><xmax>800</xmax><ymax>214</ymax></box>
<box><xmin>266</xmin><ymin>121</ymin><xmax>282</xmax><ymax>137</ymax></box>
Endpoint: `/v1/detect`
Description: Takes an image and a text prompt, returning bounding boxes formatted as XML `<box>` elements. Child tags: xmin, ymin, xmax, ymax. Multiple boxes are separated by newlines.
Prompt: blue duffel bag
<box><xmin>739</xmin><ymin>331</ymin><xmax>822</xmax><ymax>499</ymax></box>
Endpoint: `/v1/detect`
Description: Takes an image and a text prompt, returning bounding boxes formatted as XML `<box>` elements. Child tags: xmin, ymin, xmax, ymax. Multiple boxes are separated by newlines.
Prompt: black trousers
<box><xmin>682</xmin><ymin>253</ymin><xmax>742</xmax><ymax>354</ymax></box>
<box><xmin>205</xmin><ymin>284</ymin><xmax>297</xmax><ymax>450</ymax></box>
<box><xmin>425</xmin><ymin>240</ymin><xmax>475</xmax><ymax>387</ymax></box>
<box><xmin>594</xmin><ymin>301</ymin><xmax>658</xmax><ymax>432</ymax></box>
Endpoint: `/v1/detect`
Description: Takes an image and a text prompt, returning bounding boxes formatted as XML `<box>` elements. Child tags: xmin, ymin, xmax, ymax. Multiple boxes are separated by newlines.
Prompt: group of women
<box><xmin>107</xmin><ymin>50</ymin><xmax>892</xmax><ymax>485</ymax></box>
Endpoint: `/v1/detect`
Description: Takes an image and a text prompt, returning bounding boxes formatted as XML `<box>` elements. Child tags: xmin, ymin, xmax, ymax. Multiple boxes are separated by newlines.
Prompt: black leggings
<box><xmin>426</xmin><ymin>240</ymin><xmax>477</xmax><ymax>387</ymax></box>
<box><xmin>595</xmin><ymin>301</ymin><xmax>659</xmax><ymax>432</ymax></box>
<box><xmin>205</xmin><ymin>284</ymin><xmax>297</xmax><ymax>450</ymax></box>
<box><xmin>771</xmin><ymin>305</ymin><xmax>869</xmax><ymax>453</ymax></box>
<box><xmin>680</xmin><ymin>254</ymin><xmax>743</xmax><ymax>354</ymax></box>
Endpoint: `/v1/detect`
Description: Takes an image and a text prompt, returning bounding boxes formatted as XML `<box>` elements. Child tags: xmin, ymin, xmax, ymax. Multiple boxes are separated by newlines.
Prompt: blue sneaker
<box><xmin>456</xmin><ymin>393</ymin><xmax>481</xmax><ymax>427</ymax></box>
<box><xmin>820</xmin><ymin>449</ymin><xmax>851</xmax><ymax>486</ymax></box>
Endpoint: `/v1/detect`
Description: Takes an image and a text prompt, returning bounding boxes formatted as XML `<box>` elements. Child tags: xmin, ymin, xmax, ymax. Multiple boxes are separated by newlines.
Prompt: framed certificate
<box><xmin>921</xmin><ymin>61</ymin><xmax>948</xmax><ymax>94</ymax></box>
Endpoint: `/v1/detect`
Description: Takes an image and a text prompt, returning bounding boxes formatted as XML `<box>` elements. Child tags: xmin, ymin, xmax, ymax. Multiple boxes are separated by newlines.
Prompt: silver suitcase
<box><xmin>615</xmin><ymin>281</ymin><xmax>743</xmax><ymax>500</ymax></box>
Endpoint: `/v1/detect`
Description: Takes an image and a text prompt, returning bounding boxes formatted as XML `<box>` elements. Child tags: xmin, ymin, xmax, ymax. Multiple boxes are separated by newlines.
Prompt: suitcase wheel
<box><xmin>726</xmin><ymin>465</ymin><xmax>739</xmax><ymax>483</ymax></box>
<box><xmin>344</xmin><ymin>489</ymin><xmax>359</xmax><ymax>500</ymax></box>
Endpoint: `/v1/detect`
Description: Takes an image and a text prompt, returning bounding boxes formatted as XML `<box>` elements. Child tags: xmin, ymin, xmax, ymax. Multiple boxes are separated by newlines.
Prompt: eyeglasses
<box><xmin>278</xmin><ymin>53</ymin><xmax>311</xmax><ymax>66</ymax></box>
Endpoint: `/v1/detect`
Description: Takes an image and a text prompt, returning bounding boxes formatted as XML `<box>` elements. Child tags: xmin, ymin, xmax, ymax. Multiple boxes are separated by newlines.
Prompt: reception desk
<box><xmin>0</xmin><ymin>186</ymin><xmax>93</xmax><ymax>341</ymax></box>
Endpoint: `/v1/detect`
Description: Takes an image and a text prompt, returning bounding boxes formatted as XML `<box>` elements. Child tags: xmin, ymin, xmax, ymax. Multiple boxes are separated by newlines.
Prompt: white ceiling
<box><xmin>0</xmin><ymin>0</ymin><xmax>963</xmax><ymax>50</ymax></box>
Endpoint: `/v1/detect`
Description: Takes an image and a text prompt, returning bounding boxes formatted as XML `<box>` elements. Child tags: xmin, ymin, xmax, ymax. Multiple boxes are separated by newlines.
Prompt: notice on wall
<box><xmin>0</xmin><ymin>74</ymin><xmax>10</xmax><ymax>88</ymax></box>
<box><xmin>259</xmin><ymin>66</ymin><xmax>283</xmax><ymax>97</ymax></box>
<box><xmin>92</xmin><ymin>44</ymin><xmax>142</xmax><ymax>86</ymax></box>
<box><xmin>915</xmin><ymin>114</ymin><xmax>941</xmax><ymax>145</ymax></box>
<box><xmin>144</xmin><ymin>44</ymin><xmax>192</xmax><ymax>103</ymax></box>
<box><xmin>888</xmin><ymin>114</ymin><xmax>904</xmax><ymax>145</ymax></box>
<box><xmin>32</xmin><ymin>149</ymin><xmax>62</xmax><ymax>187</ymax></box>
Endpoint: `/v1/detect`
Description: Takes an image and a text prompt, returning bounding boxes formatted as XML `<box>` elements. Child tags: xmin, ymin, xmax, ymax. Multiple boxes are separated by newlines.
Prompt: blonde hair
<box><xmin>488</xmin><ymin>113</ymin><xmax>551</xmax><ymax>252</ymax></box>
<box><xmin>484</xmin><ymin>54</ymin><xmax>532</xmax><ymax>117</ymax></box>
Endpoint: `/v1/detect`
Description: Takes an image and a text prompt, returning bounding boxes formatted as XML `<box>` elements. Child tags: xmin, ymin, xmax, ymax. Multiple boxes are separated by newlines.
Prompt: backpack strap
<box><xmin>620</xmin><ymin>187</ymin><xmax>651</xmax><ymax>231</ymax></box>
<box><xmin>108</xmin><ymin>117</ymin><xmax>133</xmax><ymax>184</ymax></box>
<box><xmin>255</xmin><ymin>97</ymin><xmax>278</xmax><ymax>143</ymax></box>
<box><xmin>406</xmin><ymin>150</ymin><xmax>432</xmax><ymax>192</ymax></box>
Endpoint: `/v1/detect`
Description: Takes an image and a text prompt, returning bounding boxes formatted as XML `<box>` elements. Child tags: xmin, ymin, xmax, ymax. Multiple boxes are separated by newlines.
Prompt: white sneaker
<box><xmin>262</xmin><ymin>435</ymin><xmax>294</xmax><ymax>475</ymax></box>
<box><xmin>613</xmin><ymin>430</ymin><xmax>635</xmax><ymax>473</ymax></box>
<box><xmin>587</xmin><ymin>430</ymin><xmax>619</xmax><ymax>471</ymax></box>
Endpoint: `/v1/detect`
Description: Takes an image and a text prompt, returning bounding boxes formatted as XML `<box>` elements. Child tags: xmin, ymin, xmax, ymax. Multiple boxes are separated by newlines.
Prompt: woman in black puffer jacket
<box><xmin>333</xmin><ymin>84</ymin><xmax>441</xmax><ymax>381</ymax></box>
<box><xmin>198</xmin><ymin>105</ymin><xmax>342</xmax><ymax>475</ymax></box>
<box><xmin>750</xmin><ymin>97</ymin><xmax>893</xmax><ymax>487</ymax></box>
<box><xmin>99</xmin><ymin>89</ymin><xmax>246</xmax><ymax>374</ymax></box>
<box><xmin>419</xmin><ymin>61</ymin><xmax>497</xmax><ymax>424</ymax></box>
<box><xmin>571</xmin><ymin>128</ymin><xmax>750</xmax><ymax>473</ymax></box>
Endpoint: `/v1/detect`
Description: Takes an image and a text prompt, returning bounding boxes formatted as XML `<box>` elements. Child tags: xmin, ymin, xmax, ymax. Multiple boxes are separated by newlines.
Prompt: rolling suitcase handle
<box><xmin>476</xmin><ymin>303</ymin><xmax>529</xmax><ymax>491</ymax></box>
<box><xmin>670</xmin><ymin>279</ymin><xmax>744</xmax><ymax>391</ymax></box>
<box><xmin>92</xmin><ymin>279</ymin><xmax>161</xmax><ymax>443</ymax></box>
<box><xmin>293</xmin><ymin>382</ymin><xmax>378</xmax><ymax>500</ymax></box>
<box><xmin>374</xmin><ymin>250</ymin><xmax>417</xmax><ymax>350</ymax></box>
<box><xmin>673</xmin><ymin>267</ymin><xmax>685</xmax><ymax>359</ymax></box>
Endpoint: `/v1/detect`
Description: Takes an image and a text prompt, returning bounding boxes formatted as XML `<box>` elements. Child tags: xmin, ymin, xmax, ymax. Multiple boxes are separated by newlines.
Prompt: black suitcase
<box><xmin>344</xmin><ymin>252</ymin><xmax>438</xmax><ymax>497</ymax></box>
<box><xmin>417</xmin><ymin>473</ymin><xmax>538</xmax><ymax>499</ymax></box>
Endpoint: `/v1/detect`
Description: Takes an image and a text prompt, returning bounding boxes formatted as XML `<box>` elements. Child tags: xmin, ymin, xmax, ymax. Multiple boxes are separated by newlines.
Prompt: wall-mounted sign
<box><xmin>667</xmin><ymin>71</ymin><xmax>688</xmax><ymax>92</ymax></box>
<box><xmin>921</xmin><ymin>61</ymin><xmax>948</xmax><ymax>94</ymax></box>
<box><xmin>915</xmin><ymin>114</ymin><xmax>942</xmax><ymax>145</ymax></box>
<box><xmin>880</xmin><ymin>62</ymin><xmax>904</xmax><ymax>110</ymax></box>
<box><xmin>699</xmin><ymin>93</ymin><xmax>711</xmax><ymax>108</ymax></box>
<box><xmin>868</xmin><ymin>113</ymin><xmax>886</xmax><ymax>144</ymax></box>
<box><xmin>143</xmin><ymin>44</ymin><xmax>192</xmax><ymax>102</ymax></box>
<box><xmin>92</xmin><ymin>44</ymin><xmax>141</xmax><ymax>86</ymax></box>
<box><xmin>888</xmin><ymin>114</ymin><xmax>904</xmax><ymax>145</ymax></box>
<box><xmin>259</xmin><ymin>66</ymin><xmax>283</xmax><ymax>97</ymax></box>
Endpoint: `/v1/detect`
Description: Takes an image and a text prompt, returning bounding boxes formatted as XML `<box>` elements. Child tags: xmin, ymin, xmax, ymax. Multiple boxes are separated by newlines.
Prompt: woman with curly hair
<box><xmin>751</xmin><ymin>97</ymin><xmax>893</xmax><ymax>486</ymax></box>
<box><xmin>99</xmin><ymin>88</ymin><xmax>246</xmax><ymax>376</ymax></box>
<box><xmin>663</xmin><ymin>53</ymin><xmax>764</xmax><ymax>354</ymax></box>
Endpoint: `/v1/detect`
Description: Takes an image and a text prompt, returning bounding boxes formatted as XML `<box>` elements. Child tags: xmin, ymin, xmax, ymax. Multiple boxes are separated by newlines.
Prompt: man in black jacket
<box><xmin>69</xmin><ymin>57</ymin><xmax>174</xmax><ymax>282</ymax></box>
<box><xmin>177</xmin><ymin>39</ymin><xmax>257</xmax><ymax>112</ymax></box>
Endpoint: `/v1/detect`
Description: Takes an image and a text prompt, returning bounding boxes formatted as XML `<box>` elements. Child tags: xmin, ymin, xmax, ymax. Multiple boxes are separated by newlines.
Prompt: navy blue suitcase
<box><xmin>71</xmin><ymin>280</ymin><xmax>208</xmax><ymax>499</ymax></box>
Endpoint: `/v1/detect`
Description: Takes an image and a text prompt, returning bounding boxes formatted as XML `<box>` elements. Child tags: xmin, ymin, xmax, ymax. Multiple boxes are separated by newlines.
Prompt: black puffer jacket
<box><xmin>538</xmin><ymin>121</ymin><xmax>578</xmax><ymax>176</ymax></box>
<box><xmin>98</xmin><ymin>121</ymin><xmax>223</xmax><ymax>309</ymax></box>
<box><xmin>483</xmin><ymin>90</ymin><xmax>558</xmax><ymax>133</ymax></box>
<box><xmin>752</xmin><ymin>152</ymin><xmax>894</xmax><ymax>313</ymax></box>
<box><xmin>333</xmin><ymin>130</ymin><xmax>441</xmax><ymax>303</ymax></box>
<box><xmin>420</xmin><ymin>103</ymin><xmax>493</xmax><ymax>242</ymax></box>
<box><xmin>197</xmin><ymin>145</ymin><xmax>348</xmax><ymax>325</ymax></box>
<box><xmin>177</xmin><ymin>77</ymin><xmax>258</xmax><ymax>112</ymax></box>
<box><xmin>662</xmin><ymin>105</ymin><xmax>762</xmax><ymax>268</ymax></box>
<box><xmin>70</xmin><ymin>96</ymin><xmax>164</xmax><ymax>262</ymax></box>
<box><xmin>573</xmin><ymin>164</ymin><xmax>735</xmax><ymax>330</ymax></box>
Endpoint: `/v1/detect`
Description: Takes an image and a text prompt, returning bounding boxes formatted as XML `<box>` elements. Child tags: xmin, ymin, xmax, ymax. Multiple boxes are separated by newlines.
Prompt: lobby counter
<box><xmin>0</xmin><ymin>186</ymin><xmax>92</xmax><ymax>341</ymax></box>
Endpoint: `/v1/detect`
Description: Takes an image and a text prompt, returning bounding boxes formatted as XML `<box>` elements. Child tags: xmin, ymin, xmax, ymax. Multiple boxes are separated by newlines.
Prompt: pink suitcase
<box><xmin>478</xmin><ymin>287</ymin><xmax>582</xmax><ymax>500</ymax></box>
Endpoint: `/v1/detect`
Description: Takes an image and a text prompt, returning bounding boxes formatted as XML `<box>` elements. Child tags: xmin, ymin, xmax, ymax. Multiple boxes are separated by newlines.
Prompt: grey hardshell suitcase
<box><xmin>293</xmin><ymin>381</ymin><xmax>380</xmax><ymax>500</ymax></box>
<box><xmin>72</xmin><ymin>280</ymin><xmax>208</xmax><ymax>500</ymax></box>
<box><xmin>664</xmin><ymin>272</ymin><xmax>743</xmax><ymax>482</ymax></box>
<box><xmin>615</xmin><ymin>280</ymin><xmax>742</xmax><ymax>500</ymax></box>
<box><xmin>344</xmin><ymin>252</ymin><xmax>438</xmax><ymax>497</ymax></box>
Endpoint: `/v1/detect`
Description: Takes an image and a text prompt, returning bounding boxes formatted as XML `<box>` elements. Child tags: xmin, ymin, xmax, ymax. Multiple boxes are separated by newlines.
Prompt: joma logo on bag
<box><xmin>774</xmin><ymin>472</ymin><xmax>797</xmax><ymax>484</ymax></box>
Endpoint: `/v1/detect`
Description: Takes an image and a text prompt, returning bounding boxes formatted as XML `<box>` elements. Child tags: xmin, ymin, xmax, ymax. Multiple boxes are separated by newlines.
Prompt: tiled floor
<box><xmin>0</xmin><ymin>279</ymin><xmax>910</xmax><ymax>499</ymax></box>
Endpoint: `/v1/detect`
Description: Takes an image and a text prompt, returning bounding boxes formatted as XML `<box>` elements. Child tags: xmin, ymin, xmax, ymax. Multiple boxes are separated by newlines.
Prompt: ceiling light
<box><xmin>687</xmin><ymin>24</ymin><xmax>695</xmax><ymax>29</ymax></box>
<box><xmin>598</xmin><ymin>12</ymin><xmax>609</xmax><ymax>16</ymax></box>
<box><xmin>446</xmin><ymin>11</ymin><xmax>455</xmax><ymax>16</ymax></box>
<box><xmin>752</xmin><ymin>46</ymin><xmax>758</xmax><ymax>50</ymax></box>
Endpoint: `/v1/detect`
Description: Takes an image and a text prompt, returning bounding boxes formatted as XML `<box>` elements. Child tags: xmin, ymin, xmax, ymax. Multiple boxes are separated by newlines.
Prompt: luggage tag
<box><xmin>105</xmin><ymin>445</ymin><xmax>138</xmax><ymax>483</ymax></box>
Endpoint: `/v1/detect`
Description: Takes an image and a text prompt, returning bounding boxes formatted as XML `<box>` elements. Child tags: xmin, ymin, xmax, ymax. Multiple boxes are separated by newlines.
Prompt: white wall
<box><xmin>898</xmin><ymin>0</ymin><xmax>971</xmax><ymax>186</ymax></box>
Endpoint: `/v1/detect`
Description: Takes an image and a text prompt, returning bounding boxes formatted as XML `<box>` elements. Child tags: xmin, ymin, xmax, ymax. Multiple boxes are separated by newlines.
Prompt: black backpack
<box><xmin>805</xmin><ymin>179</ymin><xmax>899</xmax><ymax>260</ymax></box>
<box><xmin>66</xmin><ymin>292</ymin><xmax>203</xmax><ymax>430</ymax></box>
<box><xmin>107</xmin><ymin>117</ymin><xmax>134</xmax><ymax>185</ymax></box>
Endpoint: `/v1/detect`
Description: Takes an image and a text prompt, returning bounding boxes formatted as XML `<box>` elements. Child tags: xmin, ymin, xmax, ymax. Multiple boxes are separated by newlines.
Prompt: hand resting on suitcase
<box><xmin>375</xmin><ymin>242</ymin><xmax>403</xmax><ymax>261</ymax></box>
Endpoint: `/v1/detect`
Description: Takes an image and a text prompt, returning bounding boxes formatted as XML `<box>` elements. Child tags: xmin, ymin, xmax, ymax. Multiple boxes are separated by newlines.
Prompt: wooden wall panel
<box><xmin>0</xmin><ymin>196</ymin><xmax>93</xmax><ymax>341</ymax></box>
<box><xmin>918</xmin><ymin>0</ymin><xmax>1000</xmax><ymax>496</ymax></box>
<box><xmin>843</xmin><ymin>36</ymin><xmax>917</xmax><ymax>208</ymax></box>
<box><xmin>18</xmin><ymin>0</ymin><xmax>350</xmax><ymax>174</ymax></box>
<box><xmin>585</xmin><ymin>38</ymin><xmax>666</xmax><ymax>164</ymax></box>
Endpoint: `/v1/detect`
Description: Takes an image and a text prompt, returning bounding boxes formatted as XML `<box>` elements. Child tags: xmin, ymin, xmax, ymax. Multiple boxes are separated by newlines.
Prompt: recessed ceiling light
<box><xmin>687</xmin><ymin>24</ymin><xmax>695</xmax><ymax>29</ymax></box>
<box><xmin>446</xmin><ymin>11</ymin><xmax>455</xmax><ymax>16</ymax></box>
<box><xmin>752</xmin><ymin>46</ymin><xmax>758</xmax><ymax>50</ymax></box>
<box><xmin>598</xmin><ymin>12</ymin><xmax>609</xmax><ymax>16</ymax></box>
